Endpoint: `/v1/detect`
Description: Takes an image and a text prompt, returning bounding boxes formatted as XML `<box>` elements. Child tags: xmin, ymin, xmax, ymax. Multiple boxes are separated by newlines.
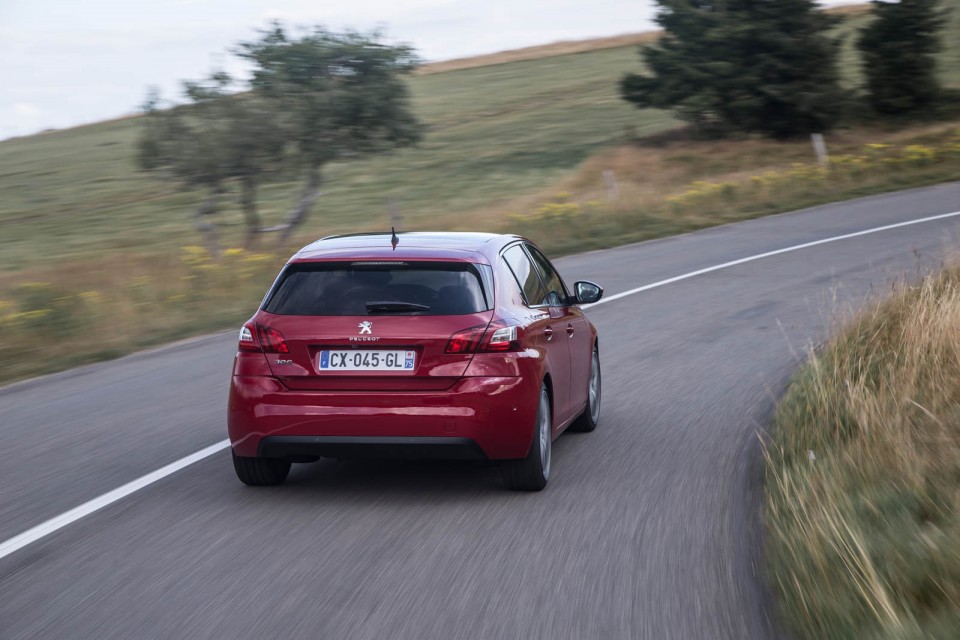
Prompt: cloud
<box><xmin>258</xmin><ymin>0</ymin><xmax>457</xmax><ymax>25</ymax></box>
<box><xmin>13</xmin><ymin>102</ymin><xmax>42</xmax><ymax>118</ymax></box>
<box><xmin>1</xmin><ymin>103</ymin><xmax>47</xmax><ymax>138</ymax></box>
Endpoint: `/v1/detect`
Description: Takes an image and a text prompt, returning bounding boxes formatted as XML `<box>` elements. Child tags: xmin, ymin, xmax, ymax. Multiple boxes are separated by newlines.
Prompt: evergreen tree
<box><xmin>622</xmin><ymin>0</ymin><xmax>845</xmax><ymax>138</ymax></box>
<box><xmin>858</xmin><ymin>0</ymin><xmax>946</xmax><ymax>115</ymax></box>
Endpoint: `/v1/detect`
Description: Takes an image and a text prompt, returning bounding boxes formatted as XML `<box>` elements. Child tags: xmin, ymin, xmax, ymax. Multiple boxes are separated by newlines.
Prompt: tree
<box><xmin>621</xmin><ymin>0</ymin><xmax>845</xmax><ymax>138</ymax></box>
<box><xmin>138</xmin><ymin>73</ymin><xmax>284</xmax><ymax>250</ymax></box>
<box><xmin>138</xmin><ymin>25</ymin><xmax>422</xmax><ymax>248</ymax></box>
<box><xmin>858</xmin><ymin>0</ymin><xmax>947</xmax><ymax>115</ymax></box>
<box><xmin>237</xmin><ymin>25</ymin><xmax>423</xmax><ymax>242</ymax></box>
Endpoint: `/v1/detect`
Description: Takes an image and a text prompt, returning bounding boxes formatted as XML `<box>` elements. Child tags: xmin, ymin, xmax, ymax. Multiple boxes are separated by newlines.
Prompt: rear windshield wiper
<box><xmin>365</xmin><ymin>301</ymin><xmax>431</xmax><ymax>314</ymax></box>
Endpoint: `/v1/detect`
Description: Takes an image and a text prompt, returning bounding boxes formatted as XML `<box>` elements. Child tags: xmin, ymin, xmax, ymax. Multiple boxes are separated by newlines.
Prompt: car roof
<box><xmin>291</xmin><ymin>231</ymin><xmax>523</xmax><ymax>264</ymax></box>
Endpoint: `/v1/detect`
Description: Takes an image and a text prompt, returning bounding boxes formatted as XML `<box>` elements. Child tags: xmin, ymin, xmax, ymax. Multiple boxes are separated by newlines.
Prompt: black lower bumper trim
<box><xmin>258</xmin><ymin>435</ymin><xmax>487</xmax><ymax>461</ymax></box>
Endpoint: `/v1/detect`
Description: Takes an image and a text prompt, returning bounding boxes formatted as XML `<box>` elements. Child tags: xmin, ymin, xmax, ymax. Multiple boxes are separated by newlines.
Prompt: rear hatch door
<box><xmin>255</xmin><ymin>260</ymin><xmax>494</xmax><ymax>391</ymax></box>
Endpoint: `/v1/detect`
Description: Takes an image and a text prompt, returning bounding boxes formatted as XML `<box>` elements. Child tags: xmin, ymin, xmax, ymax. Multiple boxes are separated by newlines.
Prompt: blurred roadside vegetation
<box><xmin>766</xmin><ymin>259</ymin><xmax>960</xmax><ymax>638</ymax></box>
<box><xmin>1</xmin><ymin>2</ymin><xmax>959</xmax><ymax>384</ymax></box>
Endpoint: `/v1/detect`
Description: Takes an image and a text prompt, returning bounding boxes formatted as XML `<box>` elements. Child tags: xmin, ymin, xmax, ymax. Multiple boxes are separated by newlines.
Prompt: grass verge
<box><xmin>765</xmin><ymin>263</ymin><xmax>960</xmax><ymax>638</ymax></box>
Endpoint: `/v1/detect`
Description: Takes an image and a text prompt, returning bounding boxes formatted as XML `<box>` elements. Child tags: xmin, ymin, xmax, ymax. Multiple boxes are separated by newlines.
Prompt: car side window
<box><xmin>525</xmin><ymin>245</ymin><xmax>568</xmax><ymax>307</ymax></box>
<box><xmin>503</xmin><ymin>245</ymin><xmax>548</xmax><ymax>307</ymax></box>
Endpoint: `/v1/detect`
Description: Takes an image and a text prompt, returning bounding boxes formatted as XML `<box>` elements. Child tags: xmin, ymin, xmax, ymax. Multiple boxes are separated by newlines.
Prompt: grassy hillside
<box><xmin>0</xmin><ymin>44</ymin><xmax>672</xmax><ymax>276</ymax></box>
<box><xmin>1</xmin><ymin>2</ymin><xmax>959</xmax><ymax>383</ymax></box>
<box><xmin>6</xmin><ymin>2</ymin><xmax>958</xmax><ymax>278</ymax></box>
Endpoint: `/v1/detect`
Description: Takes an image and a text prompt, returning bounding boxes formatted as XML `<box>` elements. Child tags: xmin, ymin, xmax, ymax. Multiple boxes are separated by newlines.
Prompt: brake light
<box><xmin>481</xmin><ymin>322</ymin><xmax>520</xmax><ymax>352</ymax></box>
<box><xmin>445</xmin><ymin>325</ymin><xmax>486</xmax><ymax>354</ymax></box>
<box><xmin>257</xmin><ymin>325</ymin><xmax>289</xmax><ymax>354</ymax></box>
<box><xmin>238</xmin><ymin>322</ymin><xmax>260</xmax><ymax>352</ymax></box>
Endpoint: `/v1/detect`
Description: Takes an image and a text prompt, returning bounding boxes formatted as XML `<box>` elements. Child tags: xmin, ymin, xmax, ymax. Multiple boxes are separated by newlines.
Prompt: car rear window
<box><xmin>263</xmin><ymin>261</ymin><xmax>493</xmax><ymax>316</ymax></box>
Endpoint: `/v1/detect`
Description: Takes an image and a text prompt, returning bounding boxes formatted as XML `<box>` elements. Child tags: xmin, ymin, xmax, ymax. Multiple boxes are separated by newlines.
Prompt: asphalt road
<box><xmin>2</xmin><ymin>181</ymin><xmax>959</xmax><ymax>639</ymax></box>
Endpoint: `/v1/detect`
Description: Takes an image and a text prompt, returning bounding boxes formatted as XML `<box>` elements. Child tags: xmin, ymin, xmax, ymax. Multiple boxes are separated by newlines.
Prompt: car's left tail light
<box><xmin>234</xmin><ymin>321</ymin><xmax>277</xmax><ymax>377</ymax></box>
<box><xmin>237</xmin><ymin>322</ymin><xmax>289</xmax><ymax>354</ymax></box>
<box><xmin>238</xmin><ymin>322</ymin><xmax>260</xmax><ymax>352</ymax></box>
<box><xmin>257</xmin><ymin>325</ymin><xmax>289</xmax><ymax>353</ymax></box>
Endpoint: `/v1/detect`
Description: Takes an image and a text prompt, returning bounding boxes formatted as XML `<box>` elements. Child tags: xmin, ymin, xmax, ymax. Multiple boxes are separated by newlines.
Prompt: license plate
<box><xmin>318</xmin><ymin>349</ymin><xmax>416</xmax><ymax>371</ymax></box>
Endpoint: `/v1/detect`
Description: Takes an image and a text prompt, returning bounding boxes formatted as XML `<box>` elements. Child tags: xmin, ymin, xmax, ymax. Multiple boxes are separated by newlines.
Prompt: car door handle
<box><xmin>544</xmin><ymin>326</ymin><xmax>554</xmax><ymax>341</ymax></box>
<box><xmin>567</xmin><ymin>324</ymin><xmax>575</xmax><ymax>337</ymax></box>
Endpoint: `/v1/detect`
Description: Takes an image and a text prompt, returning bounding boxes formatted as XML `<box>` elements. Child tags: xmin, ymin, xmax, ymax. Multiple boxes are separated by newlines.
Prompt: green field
<box><xmin>0</xmin><ymin>45</ymin><xmax>674</xmax><ymax>275</ymax></box>
<box><xmin>1</xmin><ymin>3</ymin><xmax>959</xmax><ymax>384</ymax></box>
<box><xmin>5</xmin><ymin>1</ymin><xmax>958</xmax><ymax>277</ymax></box>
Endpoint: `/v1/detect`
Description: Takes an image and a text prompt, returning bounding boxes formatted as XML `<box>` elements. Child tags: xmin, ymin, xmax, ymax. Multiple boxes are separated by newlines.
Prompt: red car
<box><xmin>227</xmin><ymin>232</ymin><xmax>603</xmax><ymax>491</ymax></box>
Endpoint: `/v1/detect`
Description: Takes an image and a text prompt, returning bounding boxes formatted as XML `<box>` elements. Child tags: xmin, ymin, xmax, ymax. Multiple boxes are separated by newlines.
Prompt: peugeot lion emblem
<box><xmin>358</xmin><ymin>321</ymin><xmax>373</xmax><ymax>335</ymax></box>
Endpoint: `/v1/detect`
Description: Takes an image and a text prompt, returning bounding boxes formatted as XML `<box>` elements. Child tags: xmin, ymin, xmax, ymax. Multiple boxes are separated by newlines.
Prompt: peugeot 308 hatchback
<box><xmin>228</xmin><ymin>232</ymin><xmax>603</xmax><ymax>491</ymax></box>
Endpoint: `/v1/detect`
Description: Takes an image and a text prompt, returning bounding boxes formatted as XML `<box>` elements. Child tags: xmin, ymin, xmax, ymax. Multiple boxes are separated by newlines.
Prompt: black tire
<box><xmin>501</xmin><ymin>384</ymin><xmax>551</xmax><ymax>491</ymax></box>
<box><xmin>570</xmin><ymin>346</ymin><xmax>601</xmax><ymax>433</ymax></box>
<box><xmin>232</xmin><ymin>451</ymin><xmax>291</xmax><ymax>486</ymax></box>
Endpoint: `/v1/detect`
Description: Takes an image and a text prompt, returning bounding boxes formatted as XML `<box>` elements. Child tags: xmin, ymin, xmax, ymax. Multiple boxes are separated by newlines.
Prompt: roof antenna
<box><xmin>391</xmin><ymin>226</ymin><xmax>399</xmax><ymax>251</ymax></box>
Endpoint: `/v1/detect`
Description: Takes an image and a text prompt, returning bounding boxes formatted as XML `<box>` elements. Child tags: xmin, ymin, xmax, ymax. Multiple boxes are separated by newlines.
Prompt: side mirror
<box><xmin>573</xmin><ymin>281</ymin><xmax>603</xmax><ymax>305</ymax></box>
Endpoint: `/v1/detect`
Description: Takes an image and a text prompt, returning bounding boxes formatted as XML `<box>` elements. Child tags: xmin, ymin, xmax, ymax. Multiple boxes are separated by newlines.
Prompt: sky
<box><xmin>0</xmin><ymin>0</ymin><xmax>857</xmax><ymax>140</ymax></box>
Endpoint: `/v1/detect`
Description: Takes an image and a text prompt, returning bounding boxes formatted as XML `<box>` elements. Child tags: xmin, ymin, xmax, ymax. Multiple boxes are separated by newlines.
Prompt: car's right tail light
<box><xmin>480</xmin><ymin>321</ymin><xmax>521</xmax><ymax>352</ymax></box>
<box><xmin>447</xmin><ymin>321</ymin><xmax>522</xmax><ymax>354</ymax></box>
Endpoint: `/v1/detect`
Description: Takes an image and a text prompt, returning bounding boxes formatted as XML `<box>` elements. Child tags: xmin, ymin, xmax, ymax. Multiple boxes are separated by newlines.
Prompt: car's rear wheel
<box><xmin>501</xmin><ymin>384</ymin><xmax>551</xmax><ymax>491</ymax></box>
<box><xmin>232</xmin><ymin>451</ymin><xmax>291</xmax><ymax>486</ymax></box>
<box><xmin>570</xmin><ymin>346</ymin><xmax>601</xmax><ymax>432</ymax></box>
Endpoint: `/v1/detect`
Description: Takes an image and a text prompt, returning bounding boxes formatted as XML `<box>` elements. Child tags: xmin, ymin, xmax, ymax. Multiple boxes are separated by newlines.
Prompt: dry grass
<box><xmin>765</xmin><ymin>264</ymin><xmax>960</xmax><ymax>638</ymax></box>
<box><xmin>0</xmin><ymin>247</ymin><xmax>287</xmax><ymax>382</ymax></box>
<box><xmin>494</xmin><ymin>123</ymin><xmax>960</xmax><ymax>255</ymax></box>
<box><xmin>490</xmin><ymin>121</ymin><xmax>960</xmax><ymax>216</ymax></box>
<box><xmin>826</xmin><ymin>3</ymin><xmax>873</xmax><ymax>18</ymax></box>
<box><xmin>418</xmin><ymin>3</ymin><xmax>871</xmax><ymax>76</ymax></box>
<box><xmin>417</xmin><ymin>32</ymin><xmax>660</xmax><ymax>75</ymax></box>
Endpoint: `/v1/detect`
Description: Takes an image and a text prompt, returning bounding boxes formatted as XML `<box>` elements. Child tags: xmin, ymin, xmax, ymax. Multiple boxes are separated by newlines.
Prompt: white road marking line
<box><xmin>2</xmin><ymin>208</ymin><xmax>960</xmax><ymax>562</ymax></box>
<box><xmin>587</xmin><ymin>209</ymin><xmax>960</xmax><ymax>308</ymax></box>
<box><xmin>0</xmin><ymin>439</ymin><xmax>230</xmax><ymax>562</ymax></box>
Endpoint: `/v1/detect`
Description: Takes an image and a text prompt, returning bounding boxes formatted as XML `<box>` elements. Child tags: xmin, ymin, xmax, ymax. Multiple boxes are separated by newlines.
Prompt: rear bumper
<box><xmin>259</xmin><ymin>436</ymin><xmax>486</xmax><ymax>460</ymax></box>
<box><xmin>228</xmin><ymin>375</ymin><xmax>540</xmax><ymax>460</ymax></box>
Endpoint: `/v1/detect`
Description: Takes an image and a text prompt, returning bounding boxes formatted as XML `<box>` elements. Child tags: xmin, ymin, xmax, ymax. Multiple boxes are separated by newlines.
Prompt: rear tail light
<box><xmin>445</xmin><ymin>325</ymin><xmax>486</xmax><ymax>354</ymax></box>
<box><xmin>257</xmin><ymin>325</ymin><xmax>289</xmax><ymax>354</ymax></box>
<box><xmin>481</xmin><ymin>321</ymin><xmax>521</xmax><ymax>352</ymax></box>
<box><xmin>238</xmin><ymin>322</ymin><xmax>260</xmax><ymax>352</ymax></box>
<box><xmin>447</xmin><ymin>321</ymin><xmax>522</xmax><ymax>354</ymax></box>
<box><xmin>238</xmin><ymin>322</ymin><xmax>289</xmax><ymax>353</ymax></box>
